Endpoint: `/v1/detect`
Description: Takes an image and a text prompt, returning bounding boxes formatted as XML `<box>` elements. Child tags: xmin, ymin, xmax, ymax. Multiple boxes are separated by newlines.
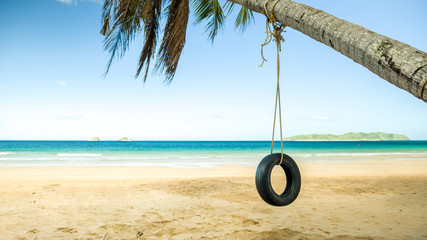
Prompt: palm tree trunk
<box><xmin>229</xmin><ymin>0</ymin><xmax>427</xmax><ymax>102</ymax></box>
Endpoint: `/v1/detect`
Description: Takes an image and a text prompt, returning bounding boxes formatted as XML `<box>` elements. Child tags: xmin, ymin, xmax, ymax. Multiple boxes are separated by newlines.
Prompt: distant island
<box><xmin>119</xmin><ymin>137</ymin><xmax>133</xmax><ymax>142</ymax></box>
<box><xmin>88</xmin><ymin>137</ymin><xmax>134</xmax><ymax>141</ymax></box>
<box><xmin>286</xmin><ymin>132</ymin><xmax>409</xmax><ymax>141</ymax></box>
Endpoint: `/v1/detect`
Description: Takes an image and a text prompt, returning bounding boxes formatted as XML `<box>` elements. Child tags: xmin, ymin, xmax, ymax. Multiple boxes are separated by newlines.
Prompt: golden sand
<box><xmin>1</xmin><ymin>160</ymin><xmax>427</xmax><ymax>239</ymax></box>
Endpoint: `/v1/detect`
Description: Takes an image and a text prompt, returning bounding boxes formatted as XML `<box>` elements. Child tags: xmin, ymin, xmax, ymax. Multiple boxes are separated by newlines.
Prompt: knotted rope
<box><xmin>260</xmin><ymin>0</ymin><xmax>286</xmax><ymax>164</ymax></box>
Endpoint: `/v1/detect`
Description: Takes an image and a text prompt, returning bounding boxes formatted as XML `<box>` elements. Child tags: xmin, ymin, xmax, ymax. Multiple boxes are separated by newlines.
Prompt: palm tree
<box><xmin>101</xmin><ymin>0</ymin><xmax>427</xmax><ymax>102</ymax></box>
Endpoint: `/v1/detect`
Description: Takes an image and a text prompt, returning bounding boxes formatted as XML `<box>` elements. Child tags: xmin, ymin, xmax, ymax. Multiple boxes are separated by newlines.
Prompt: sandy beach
<box><xmin>1</xmin><ymin>160</ymin><xmax>427</xmax><ymax>240</ymax></box>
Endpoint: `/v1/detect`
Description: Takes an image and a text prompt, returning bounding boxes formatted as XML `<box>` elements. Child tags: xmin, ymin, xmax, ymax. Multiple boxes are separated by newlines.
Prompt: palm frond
<box><xmin>135</xmin><ymin>0</ymin><xmax>162</xmax><ymax>81</ymax></box>
<box><xmin>223</xmin><ymin>1</ymin><xmax>235</xmax><ymax>15</ymax></box>
<box><xmin>222</xmin><ymin>1</ymin><xmax>253</xmax><ymax>31</ymax></box>
<box><xmin>102</xmin><ymin>0</ymin><xmax>146</xmax><ymax>76</ymax></box>
<box><xmin>101</xmin><ymin>0</ymin><xmax>255</xmax><ymax>83</ymax></box>
<box><xmin>156</xmin><ymin>0</ymin><xmax>189</xmax><ymax>83</ymax></box>
<box><xmin>100</xmin><ymin>0</ymin><xmax>115</xmax><ymax>36</ymax></box>
<box><xmin>192</xmin><ymin>0</ymin><xmax>225</xmax><ymax>42</ymax></box>
<box><xmin>235</xmin><ymin>6</ymin><xmax>254</xmax><ymax>32</ymax></box>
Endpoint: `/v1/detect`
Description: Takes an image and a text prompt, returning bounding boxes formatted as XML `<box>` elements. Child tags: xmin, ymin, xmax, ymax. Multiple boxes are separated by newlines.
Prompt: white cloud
<box><xmin>56</xmin><ymin>0</ymin><xmax>76</xmax><ymax>5</ymax></box>
<box><xmin>57</xmin><ymin>80</ymin><xmax>67</xmax><ymax>86</ymax></box>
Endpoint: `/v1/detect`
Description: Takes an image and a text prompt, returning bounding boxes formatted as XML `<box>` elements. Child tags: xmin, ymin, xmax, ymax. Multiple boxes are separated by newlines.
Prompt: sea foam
<box><xmin>57</xmin><ymin>153</ymin><xmax>102</xmax><ymax>157</ymax></box>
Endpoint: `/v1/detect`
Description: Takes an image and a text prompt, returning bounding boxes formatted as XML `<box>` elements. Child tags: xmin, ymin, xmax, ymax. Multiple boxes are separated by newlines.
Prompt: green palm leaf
<box><xmin>101</xmin><ymin>0</ymin><xmax>148</xmax><ymax>77</ymax></box>
<box><xmin>192</xmin><ymin>0</ymin><xmax>225</xmax><ymax>42</ymax></box>
<box><xmin>156</xmin><ymin>0</ymin><xmax>190</xmax><ymax>83</ymax></box>
<box><xmin>135</xmin><ymin>0</ymin><xmax>162</xmax><ymax>81</ymax></box>
<box><xmin>101</xmin><ymin>0</ymin><xmax>254</xmax><ymax>82</ymax></box>
<box><xmin>235</xmin><ymin>6</ymin><xmax>254</xmax><ymax>32</ymax></box>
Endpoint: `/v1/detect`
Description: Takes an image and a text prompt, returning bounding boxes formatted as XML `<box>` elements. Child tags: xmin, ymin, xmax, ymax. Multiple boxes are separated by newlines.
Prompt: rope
<box><xmin>271</xmin><ymin>38</ymin><xmax>284</xmax><ymax>164</ymax></box>
<box><xmin>260</xmin><ymin>0</ymin><xmax>286</xmax><ymax>165</ymax></box>
<box><xmin>259</xmin><ymin>0</ymin><xmax>284</xmax><ymax>67</ymax></box>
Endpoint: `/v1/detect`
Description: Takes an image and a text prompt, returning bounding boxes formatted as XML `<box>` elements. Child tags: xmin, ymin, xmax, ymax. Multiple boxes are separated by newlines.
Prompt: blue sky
<box><xmin>0</xmin><ymin>0</ymin><xmax>426</xmax><ymax>140</ymax></box>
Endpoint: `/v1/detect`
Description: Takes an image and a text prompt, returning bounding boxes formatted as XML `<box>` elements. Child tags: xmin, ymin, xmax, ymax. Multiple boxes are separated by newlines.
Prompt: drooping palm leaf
<box><xmin>156</xmin><ymin>0</ymin><xmax>189</xmax><ymax>83</ymax></box>
<box><xmin>135</xmin><ymin>0</ymin><xmax>162</xmax><ymax>81</ymax></box>
<box><xmin>100</xmin><ymin>0</ymin><xmax>115</xmax><ymax>36</ymax></box>
<box><xmin>223</xmin><ymin>1</ymin><xmax>234</xmax><ymax>15</ymax></box>
<box><xmin>101</xmin><ymin>0</ymin><xmax>254</xmax><ymax>82</ymax></box>
<box><xmin>223</xmin><ymin>2</ymin><xmax>254</xmax><ymax>31</ymax></box>
<box><xmin>234</xmin><ymin>6</ymin><xmax>254</xmax><ymax>32</ymax></box>
<box><xmin>192</xmin><ymin>0</ymin><xmax>225</xmax><ymax>42</ymax></box>
<box><xmin>101</xmin><ymin>0</ymin><xmax>147</xmax><ymax>77</ymax></box>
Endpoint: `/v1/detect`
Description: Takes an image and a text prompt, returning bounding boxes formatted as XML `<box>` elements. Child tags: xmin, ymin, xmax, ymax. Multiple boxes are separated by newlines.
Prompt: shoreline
<box><xmin>1</xmin><ymin>160</ymin><xmax>426</xmax><ymax>239</ymax></box>
<box><xmin>1</xmin><ymin>159</ymin><xmax>427</xmax><ymax>179</ymax></box>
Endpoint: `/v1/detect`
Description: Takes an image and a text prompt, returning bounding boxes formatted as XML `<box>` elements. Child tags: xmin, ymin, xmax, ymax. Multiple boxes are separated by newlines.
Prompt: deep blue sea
<box><xmin>0</xmin><ymin>141</ymin><xmax>426</xmax><ymax>167</ymax></box>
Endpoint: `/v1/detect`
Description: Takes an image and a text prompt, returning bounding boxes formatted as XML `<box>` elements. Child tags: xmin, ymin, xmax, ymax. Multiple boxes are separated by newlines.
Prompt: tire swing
<box><xmin>255</xmin><ymin>0</ymin><xmax>301</xmax><ymax>206</ymax></box>
<box><xmin>256</xmin><ymin>153</ymin><xmax>301</xmax><ymax>206</ymax></box>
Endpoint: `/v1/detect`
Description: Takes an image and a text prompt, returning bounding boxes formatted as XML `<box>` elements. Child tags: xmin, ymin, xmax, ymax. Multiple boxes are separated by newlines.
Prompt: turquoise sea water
<box><xmin>0</xmin><ymin>141</ymin><xmax>426</xmax><ymax>167</ymax></box>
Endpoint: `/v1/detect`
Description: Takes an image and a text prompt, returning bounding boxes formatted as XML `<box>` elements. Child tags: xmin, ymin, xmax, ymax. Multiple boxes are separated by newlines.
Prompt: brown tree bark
<box><xmin>229</xmin><ymin>0</ymin><xmax>427</xmax><ymax>102</ymax></box>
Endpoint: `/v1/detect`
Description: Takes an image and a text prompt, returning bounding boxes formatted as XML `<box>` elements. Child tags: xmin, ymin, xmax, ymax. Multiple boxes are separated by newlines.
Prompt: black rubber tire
<box><xmin>255</xmin><ymin>153</ymin><xmax>301</xmax><ymax>206</ymax></box>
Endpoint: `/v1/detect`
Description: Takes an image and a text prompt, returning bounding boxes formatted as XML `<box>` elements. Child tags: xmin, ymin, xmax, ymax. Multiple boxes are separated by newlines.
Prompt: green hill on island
<box><xmin>287</xmin><ymin>132</ymin><xmax>409</xmax><ymax>141</ymax></box>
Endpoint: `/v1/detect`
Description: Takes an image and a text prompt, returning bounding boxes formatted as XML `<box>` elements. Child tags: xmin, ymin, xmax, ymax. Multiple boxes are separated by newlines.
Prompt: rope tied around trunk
<box><xmin>260</xmin><ymin>0</ymin><xmax>286</xmax><ymax>165</ymax></box>
<box><xmin>259</xmin><ymin>0</ymin><xmax>285</xmax><ymax>68</ymax></box>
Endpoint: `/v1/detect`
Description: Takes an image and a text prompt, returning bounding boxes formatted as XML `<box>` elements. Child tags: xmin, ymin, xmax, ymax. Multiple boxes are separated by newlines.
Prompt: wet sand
<box><xmin>1</xmin><ymin>160</ymin><xmax>427</xmax><ymax>239</ymax></box>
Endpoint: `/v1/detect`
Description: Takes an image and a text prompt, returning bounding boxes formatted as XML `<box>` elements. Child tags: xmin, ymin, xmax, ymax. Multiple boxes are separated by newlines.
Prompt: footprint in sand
<box><xmin>27</xmin><ymin>229</ymin><xmax>39</xmax><ymax>234</ymax></box>
<box><xmin>141</xmin><ymin>211</ymin><xmax>164</xmax><ymax>222</ymax></box>
<box><xmin>242</xmin><ymin>219</ymin><xmax>260</xmax><ymax>225</ymax></box>
<box><xmin>56</xmin><ymin>227</ymin><xmax>77</xmax><ymax>233</ymax></box>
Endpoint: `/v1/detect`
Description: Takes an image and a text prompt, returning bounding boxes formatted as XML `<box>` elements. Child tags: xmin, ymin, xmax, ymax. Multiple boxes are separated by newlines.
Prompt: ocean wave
<box><xmin>57</xmin><ymin>153</ymin><xmax>102</xmax><ymax>157</ymax></box>
<box><xmin>0</xmin><ymin>160</ymin><xmax>258</xmax><ymax>168</ymax></box>
<box><xmin>0</xmin><ymin>157</ymin><xmax>105</xmax><ymax>161</ymax></box>
<box><xmin>312</xmin><ymin>152</ymin><xmax>427</xmax><ymax>157</ymax></box>
<box><xmin>176</xmin><ymin>156</ymin><xmax>211</xmax><ymax>159</ymax></box>
<box><xmin>0</xmin><ymin>152</ymin><xmax>13</xmax><ymax>156</ymax></box>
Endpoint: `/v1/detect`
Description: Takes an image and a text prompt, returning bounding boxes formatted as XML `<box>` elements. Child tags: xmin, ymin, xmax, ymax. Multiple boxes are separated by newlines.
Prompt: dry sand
<box><xmin>1</xmin><ymin>160</ymin><xmax>427</xmax><ymax>240</ymax></box>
